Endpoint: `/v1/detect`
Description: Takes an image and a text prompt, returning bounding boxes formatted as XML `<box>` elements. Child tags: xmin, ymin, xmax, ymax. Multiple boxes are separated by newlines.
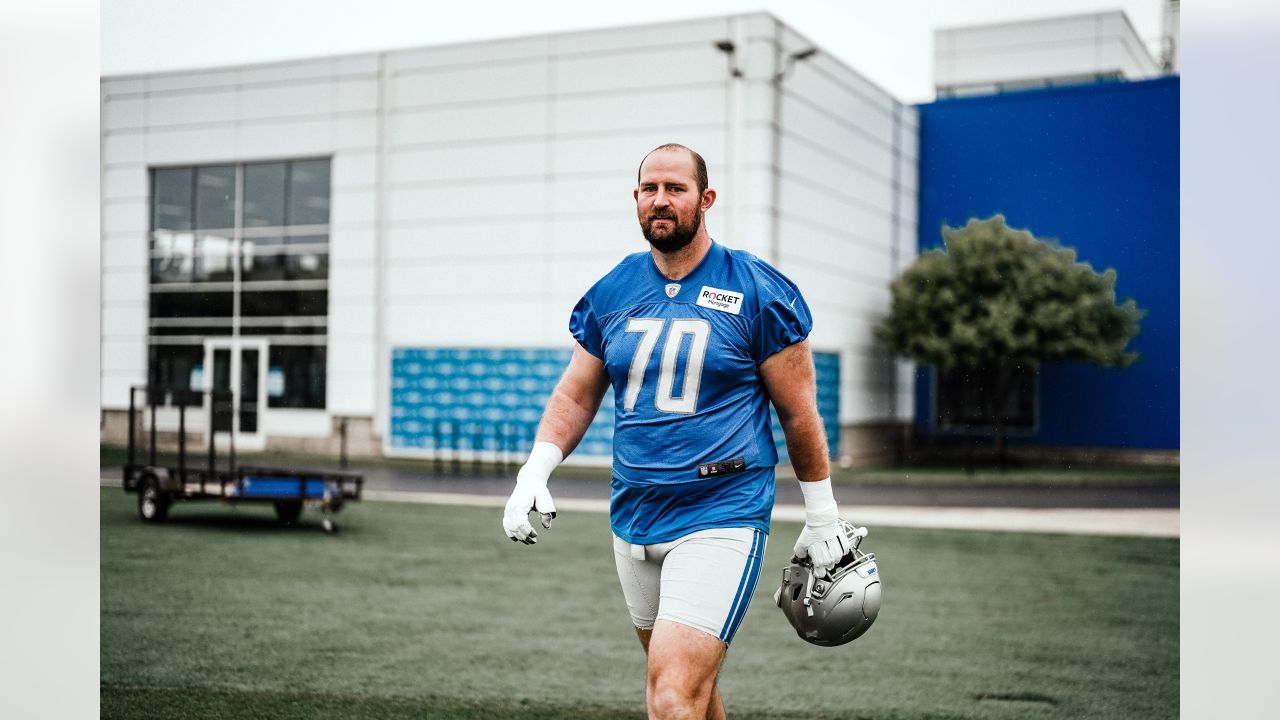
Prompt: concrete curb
<box><xmin>361</xmin><ymin>489</ymin><xmax>1180</xmax><ymax>539</ymax></box>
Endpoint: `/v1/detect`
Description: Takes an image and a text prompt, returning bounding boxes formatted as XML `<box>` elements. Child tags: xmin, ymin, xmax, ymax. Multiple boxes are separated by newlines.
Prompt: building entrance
<box><xmin>203</xmin><ymin>338</ymin><xmax>268</xmax><ymax>451</ymax></box>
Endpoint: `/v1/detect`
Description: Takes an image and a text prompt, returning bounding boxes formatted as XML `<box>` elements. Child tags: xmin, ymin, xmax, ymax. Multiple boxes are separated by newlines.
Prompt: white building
<box><xmin>100</xmin><ymin>12</ymin><xmax>920</xmax><ymax>465</ymax></box>
<box><xmin>934</xmin><ymin>10</ymin><xmax>1162</xmax><ymax>97</ymax></box>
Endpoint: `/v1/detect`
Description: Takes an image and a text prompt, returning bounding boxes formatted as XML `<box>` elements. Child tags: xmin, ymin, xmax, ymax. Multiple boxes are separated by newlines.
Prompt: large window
<box><xmin>148</xmin><ymin>159</ymin><xmax>330</xmax><ymax>409</ymax></box>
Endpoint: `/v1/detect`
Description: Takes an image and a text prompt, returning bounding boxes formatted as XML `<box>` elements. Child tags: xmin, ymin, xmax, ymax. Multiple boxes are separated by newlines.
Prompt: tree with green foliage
<box><xmin>875</xmin><ymin>215</ymin><xmax>1145</xmax><ymax>463</ymax></box>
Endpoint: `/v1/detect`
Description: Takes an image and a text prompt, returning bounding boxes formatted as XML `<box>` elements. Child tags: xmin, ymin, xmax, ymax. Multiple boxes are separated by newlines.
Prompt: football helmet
<box><xmin>774</xmin><ymin>519</ymin><xmax>881</xmax><ymax>647</ymax></box>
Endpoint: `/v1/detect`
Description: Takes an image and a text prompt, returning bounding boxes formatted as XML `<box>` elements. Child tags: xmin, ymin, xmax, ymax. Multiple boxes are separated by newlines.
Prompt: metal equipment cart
<box><xmin>121</xmin><ymin>386</ymin><xmax>363</xmax><ymax>533</ymax></box>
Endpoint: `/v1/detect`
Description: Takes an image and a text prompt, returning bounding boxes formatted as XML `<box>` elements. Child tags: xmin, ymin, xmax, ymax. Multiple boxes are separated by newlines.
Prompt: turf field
<box><xmin>101</xmin><ymin>488</ymin><xmax>1177</xmax><ymax>719</ymax></box>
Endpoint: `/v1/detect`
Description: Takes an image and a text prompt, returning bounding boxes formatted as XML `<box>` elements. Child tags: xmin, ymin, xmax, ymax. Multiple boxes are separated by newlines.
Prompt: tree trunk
<box><xmin>994</xmin><ymin>417</ymin><xmax>1007</xmax><ymax>470</ymax></box>
<box><xmin>992</xmin><ymin>364</ymin><xmax>1012</xmax><ymax>470</ymax></box>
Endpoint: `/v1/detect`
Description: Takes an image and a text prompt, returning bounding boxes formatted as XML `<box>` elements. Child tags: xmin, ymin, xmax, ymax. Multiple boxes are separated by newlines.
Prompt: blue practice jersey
<box><xmin>569</xmin><ymin>240</ymin><xmax>813</xmax><ymax>544</ymax></box>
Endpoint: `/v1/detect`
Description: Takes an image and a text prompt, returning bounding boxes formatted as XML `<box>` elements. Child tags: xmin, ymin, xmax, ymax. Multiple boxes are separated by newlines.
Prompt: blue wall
<box><xmin>915</xmin><ymin>78</ymin><xmax>1179</xmax><ymax>450</ymax></box>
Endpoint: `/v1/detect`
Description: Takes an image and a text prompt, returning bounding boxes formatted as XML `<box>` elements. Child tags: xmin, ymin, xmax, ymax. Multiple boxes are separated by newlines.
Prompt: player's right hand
<box><xmin>502</xmin><ymin>480</ymin><xmax>556</xmax><ymax>545</ymax></box>
<box><xmin>502</xmin><ymin>441</ymin><xmax>564</xmax><ymax>545</ymax></box>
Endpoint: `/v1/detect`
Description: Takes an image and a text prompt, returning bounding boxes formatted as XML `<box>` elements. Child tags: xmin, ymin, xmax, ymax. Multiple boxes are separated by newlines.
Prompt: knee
<box><xmin>648</xmin><ymin>671</ymin><xmax>709</xmax><ymax>719</ymax></box>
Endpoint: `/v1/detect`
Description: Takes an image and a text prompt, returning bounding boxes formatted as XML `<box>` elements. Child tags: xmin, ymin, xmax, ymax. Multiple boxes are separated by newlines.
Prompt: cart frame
<box><xmin>122</xmin><ymin>385</ymin><xmax>363</xmax><ymax>533</ymax></box>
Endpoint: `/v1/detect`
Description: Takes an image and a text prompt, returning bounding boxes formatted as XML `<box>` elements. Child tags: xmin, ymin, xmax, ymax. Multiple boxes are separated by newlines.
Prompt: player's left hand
<box><xmin>793</xmin><ymin>519</ymin><xmax>851</xmax><ymax>576</ymax></box>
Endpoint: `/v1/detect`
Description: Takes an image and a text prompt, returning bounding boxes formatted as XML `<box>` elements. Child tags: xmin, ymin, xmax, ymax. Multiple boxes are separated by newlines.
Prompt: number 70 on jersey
<box><xmin>622</xmin><ymin>318</ymin><xmax>711</xmax><ymax>415</ymax></box>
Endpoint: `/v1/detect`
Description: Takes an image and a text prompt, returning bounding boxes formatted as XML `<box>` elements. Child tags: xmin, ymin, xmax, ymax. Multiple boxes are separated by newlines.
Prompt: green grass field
<box><xmin>101</xmin><ymin>489</ymin><xmax>1177</xmax><ymax>719</ymax></box>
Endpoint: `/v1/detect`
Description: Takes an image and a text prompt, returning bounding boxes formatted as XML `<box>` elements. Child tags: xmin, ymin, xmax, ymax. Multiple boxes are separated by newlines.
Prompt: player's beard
<box><xmin>642</xmin><ymin>205</ymin><xmax>702</xmax><ymax>254</ymax></box>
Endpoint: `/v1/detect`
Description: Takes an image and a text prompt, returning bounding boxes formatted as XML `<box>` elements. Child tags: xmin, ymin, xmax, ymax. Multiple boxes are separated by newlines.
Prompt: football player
<box><xmin>503</xmin><ymin>144</ymin><xmax>854</xmax><ymax>720</ymax></box>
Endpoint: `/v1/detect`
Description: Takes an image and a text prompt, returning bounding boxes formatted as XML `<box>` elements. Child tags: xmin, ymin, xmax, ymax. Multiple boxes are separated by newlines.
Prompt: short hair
<box><xmin>637</xmin><ymin>143</ymin><xmax>709</xmax><ymax>195</ymax></box>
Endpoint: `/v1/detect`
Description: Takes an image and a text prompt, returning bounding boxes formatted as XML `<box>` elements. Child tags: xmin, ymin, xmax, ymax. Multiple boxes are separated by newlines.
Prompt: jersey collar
<box><xmin>647</xmin><ymin>239</ymin><xmax>722</xmax><ymax>292</ymax></box>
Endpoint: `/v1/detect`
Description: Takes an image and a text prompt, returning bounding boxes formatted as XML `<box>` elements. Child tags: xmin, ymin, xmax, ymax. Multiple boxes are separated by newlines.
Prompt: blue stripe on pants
<box><xmin>719</xmin><ymin>530</ymin><xmax>764</xmax><ymax>642</ymax></box>
<box><xmin>724</xmin><ymin>535</ymin><xmax>765</xmax><ymax>643</ymax></box>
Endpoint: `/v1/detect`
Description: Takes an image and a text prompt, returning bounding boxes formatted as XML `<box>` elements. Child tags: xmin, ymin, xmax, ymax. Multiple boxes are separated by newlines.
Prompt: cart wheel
<box><xmin>273</xmin><ymin>501</ymin><xmax>303</xmax><ymax>526</ymax></box>
<box><xmin>138</xmin><ymin>477</ymin><xmax>171</xmax><ymax>523</ymax></box>
<box><xmin>322</xmin><ymin>517</ymin><xmax>337</xmax><ymax>534</ymax></box>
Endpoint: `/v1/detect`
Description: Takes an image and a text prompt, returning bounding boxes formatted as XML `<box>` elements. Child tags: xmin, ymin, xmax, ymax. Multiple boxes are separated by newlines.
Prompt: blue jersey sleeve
<box><xmin>569</xmin><ymin>296</ymin><xmax>604</xmax><ymax>359</ymax></box>
<box><xmin>750</xmin><ymin>289</ymin><xmax>813</xmax><ymax>364</ymax></box>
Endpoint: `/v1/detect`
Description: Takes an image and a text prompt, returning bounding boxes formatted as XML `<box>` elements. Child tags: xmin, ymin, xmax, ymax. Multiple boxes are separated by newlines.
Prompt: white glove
<box><xmin>792</xmin><ymin>478</ymin><xmax>850</xmax><ymax>577</ymax></box>
<box><xmin>503</xmin><ymin>441</ymin><xmax>563</xmax><ymax>545</ymax></box>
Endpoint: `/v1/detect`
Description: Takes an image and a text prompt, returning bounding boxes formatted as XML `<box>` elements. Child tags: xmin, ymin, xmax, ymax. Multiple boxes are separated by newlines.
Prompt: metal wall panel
<box><xmin>553</xmin><ymin>16</ymin><xmax>730</xmax><ymax>56</ymax></box>
<box><xmin>238</xmin><ymin>81</ymin><xmax>336</xmax><ymax>122</ymax></box>
<box><xmin>102</xmin><ymin>132</ymin><xmax>145</xmax><ymax>166</ymax></box>
<box><xmin>148</xmin><ymin>89</ymin><xmax>239</xmax><ymax>126</ymax></box>
<box><xmin>552</xmin><ymin>86</ymin><xmax>726</xmax><ymax>135</ymax></box>
<box><xmin>935</xmin><ymin>11</ymin><xmax>1159</xmax><ymax>89</ymax></box>
<box><xmin>103</xmin><ymin>200</ymin><xmax>149</xmax><ymax>235</ymax></box>
<box><xmin>238</xmin><ymin>58</ymin><xmax>336</xmax><ymax>85</ymax></box>
<box><xmin>392</xmin><ymin>61</ymin><xmax>549</xmax><ymax>107</ymax></box>
<box><xmin>102</xmin><ymin>166</ymin><xmax>148</xmax><ymax>201</ymax></box>
<box><xmin>333</xmin><ymin>114</ymin><xmax>378</xmax><ymax>148</ymax></box>
<box><xmin>386</xmin><ymin>258</ymin><xmax>543</xmax><ymax>300</ymax></box>
<box><xmin>553</xmin><ymin>46</ymin><xmax>723</xmax><ymax>95</ymax></box>
<box><xmin>544</xmin><ymin>216</ymin><xmax>638</xmax><ymax>259</ymax></box>
<box><xmin>387</xmin><ymin>180</ymin><xmax>547</xmax><ymax>223</ymax></box>
<box><xmin>147</xmin><ymin>126</ymin><xmax>237</xmax><ymax>164</ymax></box>
<box><xmin>390</xmin><ymin>100</ymin><xmax>548</xmax><ymax>145</ymax></box>
<box><xmin>328</xmin><ymin>260</ymin><xmax>376</xmax><ymax>301</ymax></box>
<box><xmin>387</xmin><ymin>222</ymin><xmax>547</xmax><ymax>263</ymax></box>
<box><xmin>103</xmin><ymin>97</ymin><xmax>146</xmax><ymax>131</ymax></box>
<box><xmin>145</xmin><ymin>69</ymin><xmax>238</xmax><ymax>93</ymax></box>
<box><xmin>331</xmin><ymin>151</ymin><xmax>378</xmax><ymax>190</ymax></box>
<box><xmin>330</xmin><ymin>226</ymin><xmax>377</xmax><ymax>263</ymax></box>
<box><xmin>385</xmin><ymin>301</ymin><xmax>551</xmax><ymax>346</ymax></box>
<box><xmin>235</xmin><ymin>118</ymin><xmax>333</xmax><ymax>159</ymax></box>
<box><xmin>552</xmin><ymin>129</ymin><xmax>724</xmax><ymax>177</ymax></box>
<box><xmin>102</xmin><ymin>233</ymin><xmax>148</xmax><ymax>271</ymax></box>
<box><xmin>102</xmin><ymin>77</ymin><xmax>145</xmax><ymax>95</ymax></box>
<box><xmin>778</xmin><ymin>175</ymin><xmax>894</xmax><ymax>252</ymax></box>
<box><xmin>102</xmin><ymin>337</ymin><xmax>146</xmax><ymax>375</ymax></box>
<box><xmin>386</xmin><ymin>140</ymin><xmax>548</xmax><ymax>184</ymax></box>
<box><xmin>389</xmin><ymin>36</ymin><xmax>550</xmax><ymax>73</ymax></box>
<box><xmin>102</xmin><ymin>304</ymin><xmax>148</xmax><ymax>340</ymax></box>
<box><xmin>330</xmin><ymin>188</ymin><xmax>378</xmax><ymax>228</ymax></box>
<box><xmin>780</xmin><ymin>97</ymin><xmax>895</xmax><ymax>180</ymax></box>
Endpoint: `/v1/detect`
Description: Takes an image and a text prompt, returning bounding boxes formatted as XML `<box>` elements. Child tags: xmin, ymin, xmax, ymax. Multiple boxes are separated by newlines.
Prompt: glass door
<box><xmin>203</xmin><ymin>338</ymin><xmax>268</xmax><ymax>451</ymax></box>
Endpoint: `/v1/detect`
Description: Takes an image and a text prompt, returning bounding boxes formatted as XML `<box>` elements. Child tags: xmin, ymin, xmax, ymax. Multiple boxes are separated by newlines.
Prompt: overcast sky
<box><xmin>102</xmin><ymin>0</ymin><xmax>1173</xmax><ymax>103</ymax></box>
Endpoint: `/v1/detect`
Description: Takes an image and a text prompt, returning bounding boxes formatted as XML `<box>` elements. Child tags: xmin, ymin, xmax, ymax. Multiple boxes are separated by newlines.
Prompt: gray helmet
<box><xmin>774</xmin><ymin>519</ymin><xmax>881</xmax><ymax>647</ymax></box>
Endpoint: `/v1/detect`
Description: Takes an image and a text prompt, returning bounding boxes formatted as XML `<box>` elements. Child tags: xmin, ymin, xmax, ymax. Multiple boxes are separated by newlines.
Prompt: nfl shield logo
<box><xmin>665</xmin><ymin>283</ymin><xmax>681</xmax><ymax>298</ymax></box>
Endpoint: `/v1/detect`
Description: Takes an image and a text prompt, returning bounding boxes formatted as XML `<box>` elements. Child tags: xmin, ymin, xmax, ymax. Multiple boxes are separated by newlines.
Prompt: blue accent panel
<box><xmin>393</xmin><ymin>347</ymin><xmax>838</xmax><ymax>463</ymax></box>
<box><xmin>235</xmin><ymin>478</ymin><xmax>331</xmax><ymax>498</ymax></box>
<box><xmin>389</xmin><ymin>347</ymin><xmax>615</xmax><ymax>458</ymax></box>
<box><xmin>771</xmin><ymin>350</ymin><xmax>841</xmax><ymax>462</ymax></box>
<box><xmin>915</xmin><ymin>78</ymin><xmax>1179</xmax><ymax>450</ymax></box>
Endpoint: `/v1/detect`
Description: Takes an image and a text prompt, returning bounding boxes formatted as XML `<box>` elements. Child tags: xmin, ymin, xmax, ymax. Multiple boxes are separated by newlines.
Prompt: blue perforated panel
<box><xmin>771</xmin><ymin>350</ymin><xmax>841</xmax><ymax>462</ymax></box>
<box><xmin>389</xmin><ymin>347</ymin><xmax>840</xmax><ymax>462</ymax></box>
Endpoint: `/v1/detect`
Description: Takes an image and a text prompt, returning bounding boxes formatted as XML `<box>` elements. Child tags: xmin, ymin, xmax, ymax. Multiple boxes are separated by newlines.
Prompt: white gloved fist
<box><xmin>792</xmin><ymin>478</ymin><xmax>850</xmax><ymax>577</ymax></box>
<box><xmin>502</xmin><ymin>441</ymin><xmax>563</xmax><ymax>545</ymax></box>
